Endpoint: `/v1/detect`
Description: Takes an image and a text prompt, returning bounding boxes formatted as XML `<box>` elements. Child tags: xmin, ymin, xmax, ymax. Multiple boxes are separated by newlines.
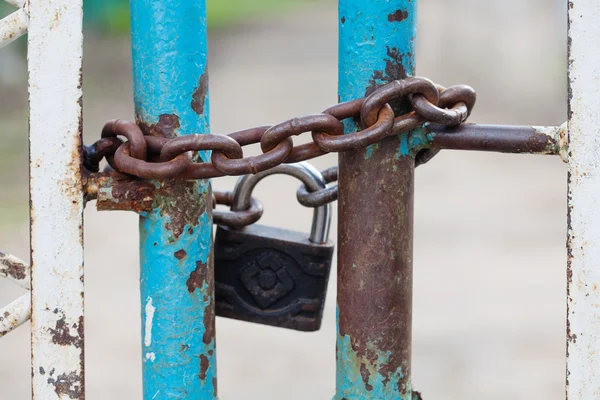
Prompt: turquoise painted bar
<box><xmin>129</xmin><ymin>0</ymin><xmax>217</xmax><ymax>398</ymax></box>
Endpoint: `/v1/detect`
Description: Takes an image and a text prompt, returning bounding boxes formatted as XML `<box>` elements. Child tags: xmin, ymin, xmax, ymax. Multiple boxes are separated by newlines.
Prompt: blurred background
<box><xmin>0</xmin><ymin>0</ymin><xmax>568</xmax><ymax>399</ymax></box>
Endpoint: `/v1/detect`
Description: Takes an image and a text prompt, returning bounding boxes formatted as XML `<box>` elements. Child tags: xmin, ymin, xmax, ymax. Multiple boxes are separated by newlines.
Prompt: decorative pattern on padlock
<box><xmin>214</xmin><ymin>162</ymin><xmax>334</xmax><ymax>332</ymax></box>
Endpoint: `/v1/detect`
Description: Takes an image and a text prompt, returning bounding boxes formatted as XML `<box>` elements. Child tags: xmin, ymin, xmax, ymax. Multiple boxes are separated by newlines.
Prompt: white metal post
<box><xmin>567</xmin><ymin>1</ymin><xmax>600</xmax><ymax>399</ymax></box>
<box><xmin>28</xmin><ymin>0</ymin><xmax>85</xmax><ymax>398</ymax></box>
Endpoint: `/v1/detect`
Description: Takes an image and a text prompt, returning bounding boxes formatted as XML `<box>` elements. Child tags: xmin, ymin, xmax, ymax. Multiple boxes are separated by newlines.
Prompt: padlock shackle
<box><xmin>230</xmin><ymin>162</ymin><xmax>331</xmax><ymax>244</ymax></box>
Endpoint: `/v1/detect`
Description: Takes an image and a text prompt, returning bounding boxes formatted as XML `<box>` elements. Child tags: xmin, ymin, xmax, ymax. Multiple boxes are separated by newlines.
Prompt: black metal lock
<box><xmin>215</xmin><ymin>163</ymin><xmax>334</xmax><ymax>332</ymax></box>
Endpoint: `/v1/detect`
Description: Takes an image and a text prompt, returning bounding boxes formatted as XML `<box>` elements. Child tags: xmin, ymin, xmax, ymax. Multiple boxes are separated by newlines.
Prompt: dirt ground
<box><xmin>0</xmin><ymin>0</ymin><xmax>569</xmax><ymax>399</ymax></box>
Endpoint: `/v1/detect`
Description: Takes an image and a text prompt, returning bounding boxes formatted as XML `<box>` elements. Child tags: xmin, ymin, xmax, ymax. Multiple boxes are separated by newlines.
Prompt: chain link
<box><xmin>85</xmin><ymin>77</ymin><xmax>476</xmax><ymax>177</ymax></box>
<box><xmin>85</xmin><ymin>77</ymin><xmax>476</xmax><ymax>224</ymax></box>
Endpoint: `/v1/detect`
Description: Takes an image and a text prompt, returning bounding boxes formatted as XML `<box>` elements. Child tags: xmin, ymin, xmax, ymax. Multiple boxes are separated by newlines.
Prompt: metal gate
<box><xmin>0</xmin><ymin>0</ymin><xmax>593</xmax><ymax>398</ymax></box>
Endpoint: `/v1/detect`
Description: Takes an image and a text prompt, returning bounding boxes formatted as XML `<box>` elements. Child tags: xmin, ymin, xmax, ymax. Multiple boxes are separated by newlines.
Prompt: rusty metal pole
<box><xmin>336</xmin><ymin>0</ymin><xmax>417</xmax><ymax>398</ymax></box>
<box><xmin>130</xmin><ymin>0</ymin><xmax>217</xmax><ymax>398</ymax></box>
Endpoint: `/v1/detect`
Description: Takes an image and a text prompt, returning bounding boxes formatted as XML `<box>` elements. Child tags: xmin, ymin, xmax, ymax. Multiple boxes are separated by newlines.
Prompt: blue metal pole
<box><xmin>337</xmin><ymin>1</ymin><xmax>417</xmax><ymax>399</ymax></box>
<box><xmin>130</xmin><ymin>1</ymin><xmax>217</xmax><ymax>399</ymax></box>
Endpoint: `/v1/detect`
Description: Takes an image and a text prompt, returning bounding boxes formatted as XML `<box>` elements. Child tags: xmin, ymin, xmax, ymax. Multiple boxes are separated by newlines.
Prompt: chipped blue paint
<box><xmin>130</xmin><ymin>0</ymin><xmax>216</xmax><ymax>398</ymax></box>
<box><xmin>140</xmin><ymin>210</ymin><xmax>216</xmax><ymax>398</ymax></box>
<box><xmin>336</xmin><ymin>309</ymin><xmax>412</xmax><ymax>399</ymax></box>
<box><xmin>337</xmin><ymin>0</ymin><xmax>417</xmax><ymax>398</ymax></box>
<box><xmin>395</xmin><ymin>127</ymin><xmax>430</xmax><ymax>159</ymax></box>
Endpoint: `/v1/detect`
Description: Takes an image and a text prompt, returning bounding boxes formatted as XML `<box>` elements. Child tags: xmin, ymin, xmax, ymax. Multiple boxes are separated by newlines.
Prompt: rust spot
<box><xmin>388</xmin><ymin>9</ymin><xmax>408</xmax><ymax>22</ymax></box>
<box><xmin>341</xmin><ymin>16</ymin><xmax>346</xmax><ymax>24</ymax></box>
<box><xmin>95</xmin><ymin>172</ymin><xmax>157</xmax><ymax>214</ymax></box>
<box><xmin>213</xmin><ymin>377</ymin><xmax>218</xmax><ymax>397</ymax></box>
<box><xmin>39</xmin><ymin>367</ymin><xmax>45</xmax><ymax>375</ymax></box>
<box><xmin>49</xmin><ymin>314</ymin><xmax>83</xmax><ymax>349</ymax></box>
<box><xmin>202</xmin><ymin>251</ymin><xmax>216</xmax><ymax>345</ymax></box>
<box><xmin>338</xmin><ymin>147</ymin><xmax>415</xmax><ymax>391</ymax></box>
<box><xmin>47</xmin><ymin>371</ymin><xmax>83</xmax><ymax>399</ymax></box>
<box><xmin>199</xmin><ymin>354</ymin><xmax>209</xmax><ymax>380</ymax></box>
<box><xmin>180</xmin><ymin>344</ymin><xmax>190</xmax><ymax>352</ymax></box>
<box><xmin>0</xmin><ymin>252</ymin><xmax>27</xmax><ymax>281</ymax></box>
<box><xmin>154</xmin><ymin>179</ymin><xmax>206</xmax><ymax>240</ymax></box>
<box><xmin>365</xmin><ymin>47</ymin><xmax>412</xmax><ymax>115</ymax></box>
<box><xmin>360</xmin><ymin>364</ymin><xmax>373</xmax><ymax>391</ymax></box>
<box><xmin>137</xmin><ymin>114</ymin><xmax>181</xmax><ymax>139</ymax></box>
<box><xmin>187</xmin><ymin>261</ymin><xmax>206</xmax><ymax>293</ymax></box>
<box><xmin>174</xmin><ymin>249</ymin><xmax>187</xmax><ymax>260</ymax></box>
<box><xmin>191</xmin><ymin>70</ymin><xmax>209</xmax><ymax>116</ymax></box>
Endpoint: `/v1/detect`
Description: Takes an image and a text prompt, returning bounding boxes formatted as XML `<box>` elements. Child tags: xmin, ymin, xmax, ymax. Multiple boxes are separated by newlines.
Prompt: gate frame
<box><xmin>566</xmin><ymin>1</ymin><xmax>600</xmax><ymax>398</ymax></box>
<box><xmin>0</xmin><ymin>0</ymin><xmax>595</xmax><ymax>398</ymax></box>
<box><xmin>337</xmin><ymin>0</ymin><xmax>417</xmax><ymax>398</ymax></box>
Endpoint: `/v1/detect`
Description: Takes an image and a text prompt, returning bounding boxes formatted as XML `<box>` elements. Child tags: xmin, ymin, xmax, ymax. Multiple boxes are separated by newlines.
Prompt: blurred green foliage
<box><xmin>83</xmin><ymin>0</ymin><xmax>307</xmax><ymax>34</ymax></box>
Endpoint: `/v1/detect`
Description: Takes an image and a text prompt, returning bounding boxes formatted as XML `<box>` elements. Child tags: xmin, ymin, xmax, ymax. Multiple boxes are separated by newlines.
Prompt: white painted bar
<box><xmin>0</xmin><ymin>294</ymin><xmax>31</xmax><ymax>338</ymax></box>
<box><xmin>0</xmin><ymin>252</ymin><xmax>30</xmax><ymax>290</ymax></box>
<box><xmin>4</xmin><ymin>0</ymin><xmax>26</xmax><ymax>8</ymax></box>
<box><xmin>28</xmin><ymin>0</ymin><xmax>85</xmax><ymax>397</ymax></box>
<box><xmin>0</xmin><ymin>8</ymin><xmax>28</xmax><ymax>49</ymax></box>
<box><xmin>567</xmin><ymin>1</ymin><xmax>600</xmax><ymax>399</ymax></box>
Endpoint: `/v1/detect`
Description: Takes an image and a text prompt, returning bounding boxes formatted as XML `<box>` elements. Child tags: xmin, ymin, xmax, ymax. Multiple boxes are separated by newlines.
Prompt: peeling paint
<box><xmin>28</xmin><ymin>0</ymin><xmax>85</xmax><ymax>396</ymax></box>
<box><xmin>0</xmin><ymin>251</ymin><xmax>30</xmax><ymax>289</ymax></box>
<box><xmin>388</xmin><ymin>9</ymin><xmax>408</xmax><ymax>23</ymax></box>
<box><xmin>567</xmin><ymin>1</ymin><xmax>600</xmax><ymax>398</ymax></box>
<box><xmin>337</xmin><ymin>1</ymin><xmax>417</xmax><ymax>398</ymax></box>
<box><xmin>0</xmin><ymin>8</ymin><xmax>28</xmax><ymax>49</ymax></box>
<box><xmin>0</xmin><ymin>294</ymin><xmax>31</xmax><ymax>338</ymax></box>
<box><xmin>191</xmin><ymin>70</ymin><xmax>209</xmax><ymax>116</ymax></box>
<box><xmin>49</xmin><ymin>314</ymin><xmax>83</xmax><ymax>349</ymax></box>
<box><xmin>93</xmin><ymin>172</ymin><xmax>157</xmax><ymax>214</ymax></box>
<box><xmin>47</xmin><ymin>371</ymin><xmax>83</xmax><ymax>399</ymax></box>
<box><xmin>137</xmin><ymin>114</ymin><xmax>181</xmax><ymax>139</ymax></box>
<box><xmin>131</xmin><ymin>0</ymin><xmax>216</xmax><ymax>395</ymax></box>
<box><xmin>174</xmin><ymin>249</ymin><xmax>187</xmax><ymax>260</ymax></box>
<box><xmin>144</xmin><ymin>297</ymin><xmax>155</xmax><ymax>347</ymax></box>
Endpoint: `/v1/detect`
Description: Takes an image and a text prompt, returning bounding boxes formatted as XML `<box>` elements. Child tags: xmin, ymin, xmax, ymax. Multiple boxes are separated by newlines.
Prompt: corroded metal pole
<box><xmin>337</xmin><ymin>0</ymin><xmax>417</xmax><ymax>398</ymax></box>
<box><xmin>130</xmin><ymin>0</ymin><xmax>217</xmax><ymax>398</ymax></box>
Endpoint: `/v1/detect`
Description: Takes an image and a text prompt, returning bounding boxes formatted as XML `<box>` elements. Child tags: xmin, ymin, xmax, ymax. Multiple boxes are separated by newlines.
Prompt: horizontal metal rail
<box><xmin>427</xmin><ymin>123</ymin><xmax>567</xmax><ymax>160</ymax></box>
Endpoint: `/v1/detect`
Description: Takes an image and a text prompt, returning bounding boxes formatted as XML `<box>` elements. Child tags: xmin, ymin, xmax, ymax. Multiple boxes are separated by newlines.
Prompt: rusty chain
<box><xmin>85</xmin><ymin>76</ymin><xmax>476</xmax><ymax>225</ymax></box>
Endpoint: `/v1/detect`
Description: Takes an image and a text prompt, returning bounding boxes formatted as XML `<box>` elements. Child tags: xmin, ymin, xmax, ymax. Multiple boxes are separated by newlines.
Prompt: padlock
<box><xmin>214</xmin><ymin>162</ymin><xmax>334</xmax><ymax>332</ymax></box>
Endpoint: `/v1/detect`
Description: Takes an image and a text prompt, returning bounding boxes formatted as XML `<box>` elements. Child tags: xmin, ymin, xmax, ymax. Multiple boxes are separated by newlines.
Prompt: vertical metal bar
<box><xmin>566</xmin><ymin>1</ymin><xmax>600</xmax><ymax>398</ymax></box>
<box><xmin>336</xmin><ymin>0</ymin><xmax>417</xmax><ymax>399</ymax></box>
<box><xmin>28</xmin><ymin>0</ymin><xmax>85</xmax><ymax>397</ymax></box>
<box><xmin>129</xmin><ymin>1</ymin><xmax>216</xmax><ymax>398</ymax></box>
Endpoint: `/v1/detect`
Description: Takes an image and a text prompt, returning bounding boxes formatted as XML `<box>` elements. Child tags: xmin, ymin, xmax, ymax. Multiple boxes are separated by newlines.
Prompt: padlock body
<box><xmin>215</xmin><ymin>224</ymin><xmax>334</xmax><ymax>331</ymax></box>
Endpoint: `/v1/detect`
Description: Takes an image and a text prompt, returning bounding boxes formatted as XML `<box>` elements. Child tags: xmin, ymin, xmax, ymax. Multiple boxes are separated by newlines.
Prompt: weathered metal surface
<box><xmin>337</xmin><ymin>0</ymin><xmax>417</xmax><ymax>398</ymax></box>
<box><xmin>5</xmin><ymin>0</ymin><xmax>26</xmax><ymax>8</ymax></box>
<box><xmin>87</xmin><ymin>171</ymin><xmax>157</xmax><ymax>213</ymax></box>
<box><xmin>0</xmin><ymin>294</ymin><xmax>31</xmax><ymax>338</ymax></box>
<box><xmin>0</xmin><ymin>251</ymin><xmax>30</xmax><ymax>290</ymax></box>
<box><xmin>0</xmin><ymin>253</ymin><xmax>31</xmax><ymax>338</ymax></box>
<box><xmin>567</xmin><ymin>1</ymin><xmax>600</xmax><ymax>399</ymax></box>
<box><xmin>0</xmin><ymin>8</ymin><xmax>28</xmax><ymax>48</ymax></box>
<box><xmin>28</xmin><ymin>0</ymin><xmax>85</xmax><ymax>397</ymax></box>
<box><xmin>215</xmin><ymin>224</ymin><xmax>334</xmax><ymax>331</ymax></box>
<box><xmin>129</xmin><ymin>0</ymin><xmax>216</xmax><ymax>397</ymax></box>
<box><xmin>88</xmin><ymin>79</ymin><xmax>475</xmax><ymax>182</ymax></box>
<box><xmin>428</xmin><ymin>123</ymin><xmax>568</xmax><ymax>159</ymax></box>
<box><xmin>215</xmin><ymin>163</ymin><xmax>333</xmax><ymax>331</ymax></box>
